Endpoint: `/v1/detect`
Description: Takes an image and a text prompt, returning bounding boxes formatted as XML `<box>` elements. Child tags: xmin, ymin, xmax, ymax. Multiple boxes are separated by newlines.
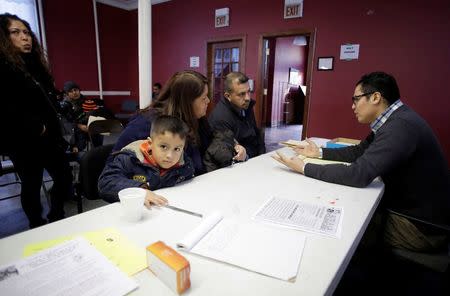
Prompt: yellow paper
<box><xmin>83</xmin><ymin>228</ymin><xmax>147</xmax><ymax>276</ymax></box>
<box><xmin>23</xmin><ymin>235</ymin><xmax>74</xmax><ymax>256</ymax></box>
<box><xmin>23</xmin><ymin>228</ymin><xmax>146</xmax><ymax>276</ymax></box>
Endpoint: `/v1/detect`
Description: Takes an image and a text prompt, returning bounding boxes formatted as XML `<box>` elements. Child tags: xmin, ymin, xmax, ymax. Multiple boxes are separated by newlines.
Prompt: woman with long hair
<box><xmin>0</xmin><ymin>13</ymin><xmax>72</xmax><ymax>228</ymax></box>
<box><xmin>113</xmin><ymin>70</ymin><xmax>247</xmax><ymax>175</ymax></box>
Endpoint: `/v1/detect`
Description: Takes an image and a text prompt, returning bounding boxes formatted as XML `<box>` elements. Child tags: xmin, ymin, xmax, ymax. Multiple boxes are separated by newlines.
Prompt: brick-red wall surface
<box><xmin>43</xmin><ymin>0</ymin><xmax>450</xmax><ymax>163</ymax></box>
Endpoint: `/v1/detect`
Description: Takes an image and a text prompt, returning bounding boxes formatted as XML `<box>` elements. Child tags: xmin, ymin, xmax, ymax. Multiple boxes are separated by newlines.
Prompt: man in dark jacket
<box><xmin>209</xmin><ymin>72</ymin><xmax>265</xmax><ymax>158</ymax></box>
<box><xmin>273</xmin><ymin>71</ymin><xmax>450</xmax><ymax>252</ymax></box>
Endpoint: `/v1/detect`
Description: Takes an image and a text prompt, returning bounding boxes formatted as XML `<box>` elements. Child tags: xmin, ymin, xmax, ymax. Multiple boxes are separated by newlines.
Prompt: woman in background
<box><xmin>0</xmin><ymin>13</ymin><xmax>72</xmax><ymax>228</ymax></box>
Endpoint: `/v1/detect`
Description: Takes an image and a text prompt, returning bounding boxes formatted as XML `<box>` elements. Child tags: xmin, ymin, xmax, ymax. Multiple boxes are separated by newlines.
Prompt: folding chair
<box><xmin>76</xmin><ymin>144</ymin><xmax>114</xmax><ymax>202</ymax></box>
<box><xmin>87</xmin><ymin>119</ymin><xmax>124</xmax><ymax>148</ymax></box>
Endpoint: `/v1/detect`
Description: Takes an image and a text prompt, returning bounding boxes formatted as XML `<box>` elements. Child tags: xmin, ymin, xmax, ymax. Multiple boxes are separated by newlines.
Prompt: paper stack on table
<box><xmin>23</xmin><ymin>228</ymin><xmax>147</xmax><ymax>276</ymax></box>
<box><xmin>176</xmin><ymin>211</ymin><xmax>306</xmax><ymax>281</ymax></box>
<box><xmin>0</xmin><ymin>238</ymin><xmax>138</xmax><ymax>296</ymax></box>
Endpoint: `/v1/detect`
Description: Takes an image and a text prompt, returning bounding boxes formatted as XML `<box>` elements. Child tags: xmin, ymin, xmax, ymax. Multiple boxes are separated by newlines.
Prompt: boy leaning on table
<box><xmin>98</xmin><ymin>115</ymin><xmax>195</xmax><ymax>207</ymax></box>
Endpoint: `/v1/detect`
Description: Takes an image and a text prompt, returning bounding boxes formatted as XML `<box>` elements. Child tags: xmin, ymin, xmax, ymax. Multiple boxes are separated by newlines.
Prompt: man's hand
<box><xmin>271</xmin><ymin>151</ymin><xmax>305</xmax><ymax>174</ymax></box>
<box><xmin>293</xmin><ymin>139</ymin><xmax>320</xmax><ymax>158</ymax></box>
<box><xmin>144</xmin><ymin>190</ymin><xmax>168</xmax><ymax>208</ymax></box>
<box><xmin>233</xmin><ymin>144</ymin><xmax>247</xmax><ymax>161</ymax></box>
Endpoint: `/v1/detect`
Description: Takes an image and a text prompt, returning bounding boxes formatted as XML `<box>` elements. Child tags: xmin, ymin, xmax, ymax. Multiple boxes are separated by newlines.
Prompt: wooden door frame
<box><xmin>205</xmin><ymin>35</ymin><xmax>247</xmax><ymax>109</ymax></box>
<box><xmin>256</xmin><ymin>28</ymin><xmax>316</xmax><ymax>140</ymax></box>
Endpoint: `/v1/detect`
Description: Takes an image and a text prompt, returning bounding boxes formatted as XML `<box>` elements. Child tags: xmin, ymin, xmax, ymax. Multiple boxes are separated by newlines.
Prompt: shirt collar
<box><xmin>370</xmin><ymin>99</ymin><xmax>403</xmax><ymax>133</ymax></box>
<box><xmin>223</xmin><ymin>97</ymin><xmax>253</xmax><ymax>118</ymax></box>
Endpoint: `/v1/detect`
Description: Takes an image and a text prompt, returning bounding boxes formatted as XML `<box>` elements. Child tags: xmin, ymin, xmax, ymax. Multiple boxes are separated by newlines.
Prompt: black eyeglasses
<box><xmin>351</xmin><ymin>92</ymin><xmax>374</xmax><ymax>104</ymax></box>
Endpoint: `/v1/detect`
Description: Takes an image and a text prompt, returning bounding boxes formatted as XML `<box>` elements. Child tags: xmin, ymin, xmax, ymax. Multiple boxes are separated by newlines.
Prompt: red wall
<box><xmin>97</xmin><ymin>3</ymin><xmax>139</xmax><ymax>111</ymax></box>
<box><xmin>152</xmin><ymin>0</ymin><xmax>450</xmax><ymax>164</ymax></box>
<box><xmin>42</xmin><ymin>0</ymin><xmax>450</xmax><ymax>163</ymax></box>
<box><xmin>43</xmin><ymin>0</ymin><xmax>138</xmax><ymax>113</ymax></box>
<box><xmin>43</xmin><ymin>0</ymin><xmax>98</xmax><ymax>90</ymax></box>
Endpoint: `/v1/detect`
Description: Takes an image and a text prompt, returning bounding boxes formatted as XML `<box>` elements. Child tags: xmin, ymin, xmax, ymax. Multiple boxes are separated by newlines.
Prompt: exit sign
<box><xmin>215</xmin><ymin>8</ymin><xmax>229</xmax><ymax>28</ymax></box>
<box><xmin>284</xmin><ymin>0</ymin><xmax>303</xmax><ymax>19</ymax></box>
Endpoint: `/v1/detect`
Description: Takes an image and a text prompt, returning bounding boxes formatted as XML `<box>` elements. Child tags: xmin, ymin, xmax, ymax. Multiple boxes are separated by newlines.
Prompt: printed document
<box><xmin>23</xmin><ymin>228</ymin><xmax>147</xmax><ymax>276</ymax></box>
<box><xmin>254</xmin><ymin>197</ymin><xmax>343</xmax><ymax>238</ymax></box>
<box><xmin>177</xmin><ymin>211</ymin><xmax>306</xmax><ymax>281</ymax></box>
<box><xmin>0</xmin><ymin>237</ymin><xmax>138</xmax><ymax>296</ymax></box>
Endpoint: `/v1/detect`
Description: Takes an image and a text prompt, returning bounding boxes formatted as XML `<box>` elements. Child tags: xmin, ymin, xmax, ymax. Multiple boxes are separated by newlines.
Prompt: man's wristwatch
<box><xmin>318</xmin><ymin>148</ymin><xmax>323</xmax><ymax>159</ymax></box>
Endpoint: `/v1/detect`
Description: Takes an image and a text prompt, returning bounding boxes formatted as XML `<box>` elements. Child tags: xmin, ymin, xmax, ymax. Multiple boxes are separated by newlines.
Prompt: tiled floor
<box><xmin>264</xmin><ymin>124</ymin><xmax>303</xmax><ymax>152</ymax></box>
<box><xmin>0</xmin><ymin>171</ymin><xmax>108</xmax><ymax>239</ymax></box>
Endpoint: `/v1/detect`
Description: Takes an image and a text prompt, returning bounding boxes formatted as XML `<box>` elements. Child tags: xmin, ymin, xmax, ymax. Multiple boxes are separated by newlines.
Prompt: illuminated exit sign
<box><xmin>284</xmin><ymin>0</ymin><xmax>303</xmax><ymax>19</ymax></box>
<box><xmin>215</xmin><ymin>8</ymin><xmax>229</xmax><ymax>28</ymax></box>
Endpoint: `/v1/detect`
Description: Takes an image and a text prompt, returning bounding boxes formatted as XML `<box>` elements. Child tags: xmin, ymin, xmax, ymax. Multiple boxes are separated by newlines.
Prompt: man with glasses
<box><xmin>209</xmin><ymin>72</ymin><xmax>265</xmax><ymax>159</ymax></box>
<box><xmin>273</xmin><ymin>71</ymin><xmax>449</xmax><ymax>252</ymax></box>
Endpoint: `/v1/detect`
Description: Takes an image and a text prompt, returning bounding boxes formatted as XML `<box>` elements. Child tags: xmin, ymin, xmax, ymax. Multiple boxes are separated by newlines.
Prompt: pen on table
<box><xmin>162</xmin><ymin>204</ymin><xmax>203</xmax><ymax>218</ymax></box>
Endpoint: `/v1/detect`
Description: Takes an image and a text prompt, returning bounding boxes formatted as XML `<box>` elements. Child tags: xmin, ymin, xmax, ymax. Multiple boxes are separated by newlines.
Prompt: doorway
<box><xmin>206</xmin><ymin>36</ymin><xmax>246</xmax><ymax>114</ymax></box>
<box><xmin>257</xmin><ymin>29</ymin><xmax>316</xmax><ymax>151</ymax></box>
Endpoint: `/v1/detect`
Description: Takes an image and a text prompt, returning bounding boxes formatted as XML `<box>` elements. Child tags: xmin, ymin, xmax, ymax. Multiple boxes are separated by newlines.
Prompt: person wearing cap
<box><xmin>62</xmin><ymin>81</ymin><xmax>103</xmax><ymax>152</ymax></box>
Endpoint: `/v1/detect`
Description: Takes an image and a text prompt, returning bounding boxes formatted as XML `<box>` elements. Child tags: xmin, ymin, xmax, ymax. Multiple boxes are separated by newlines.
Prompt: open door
<box><xmin>257</xmin><ymin>29</ymin><xmax>316</xmax><ymax>142</ymax></box>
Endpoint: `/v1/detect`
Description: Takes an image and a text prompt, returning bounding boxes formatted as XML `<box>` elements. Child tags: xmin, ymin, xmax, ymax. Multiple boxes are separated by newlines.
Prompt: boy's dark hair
<box><xmin>356</xmin><ymin>71</ymin><xmax>400</xmax><ymax>105</ymax></box>
<box><xmin>154</xmin><ymin>82</ymin><xmax>162</xmax><ymax>89</ymax></box>
<box><xmin>150</xmin><ymin>115</ymin><xmax>189</xmax><ymax>139</ymax></box>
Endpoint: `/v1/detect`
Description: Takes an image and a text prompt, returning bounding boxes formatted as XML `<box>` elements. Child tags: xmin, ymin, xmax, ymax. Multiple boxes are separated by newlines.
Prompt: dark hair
<box><xmin>0</xmin><ymin>13</ymin><xmax>51</xmax><ymax>79</ymax></box>
<box><xmin>63</xmin><ymin>80</ymin><xmax>80</xmax><ymax>93</ymax></box>
<box><xmin>150</xmin><ymin>70</ymin><xmax>209</xmax><ymax>144</ymax></box>
<box><xmin>150</xmin><ymin>115</ymin><xmax>189</xmax><ymax>140</ymax></box>
<box><xmin>224</xmin><ymin>72</ymin><xmax>249</xmax><ymax>93</ymax></box>
<box><xmin>356</xmin><ymin>72</ymin><xmax>400</xmax><ymax>105</ymax></box>
<box><xmin>153</xmin><ymin>82</ymin><xmax>162</xmax><ymax>89</ymax></box>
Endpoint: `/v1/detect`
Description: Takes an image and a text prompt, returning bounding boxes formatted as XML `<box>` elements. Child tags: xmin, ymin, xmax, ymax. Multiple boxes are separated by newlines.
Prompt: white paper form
<box><xmin>177</xmin><ymin>212</ymin><xmax>306</xmax><ymax>281</ymax></box>
<box><xmin>254</xmin><ymin>197</ymin><xmax>343</xmax><ymax>238</ymax></box>
<box><xmin>0</xmin><ymin>237</ymin><xmax>138</xmax><ymax>296</ymax></box>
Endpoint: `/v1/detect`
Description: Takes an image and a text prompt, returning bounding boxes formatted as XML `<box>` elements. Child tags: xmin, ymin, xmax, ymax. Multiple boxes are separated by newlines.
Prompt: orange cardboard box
<box><xmin>146</xmin><ymin>241</ymin><xmax>190</xmax><ymax>294</ymax></box>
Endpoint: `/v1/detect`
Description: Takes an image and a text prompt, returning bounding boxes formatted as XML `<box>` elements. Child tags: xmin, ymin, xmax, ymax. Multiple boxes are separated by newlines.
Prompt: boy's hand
<box><xmin>144</xmin><ymin>190</ymin><xmax>168</xmax><ymax>208</ymax></box>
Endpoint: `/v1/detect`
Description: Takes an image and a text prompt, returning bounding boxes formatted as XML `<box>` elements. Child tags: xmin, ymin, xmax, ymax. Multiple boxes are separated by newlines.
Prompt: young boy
<box><xmin>98</xmin><ymin>115</ymin><xmax>195</xmax><ymax>207</ymax></box>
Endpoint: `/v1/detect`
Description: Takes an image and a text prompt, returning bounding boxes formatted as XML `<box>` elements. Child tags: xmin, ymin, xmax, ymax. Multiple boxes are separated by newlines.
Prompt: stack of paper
<box><xmin>0</xmin><ymin>238</ymin><xmax>137</xmax><ymax>296</ymax></box>
<box><xmin>177</xmin><ymin>211</ymin><xmax>306</xmax><ymax>281</ymax></box>
<box><xmin>23</xmin><ymin>228</ymin><xmax>147</xmax><ymax>276</ymax></box>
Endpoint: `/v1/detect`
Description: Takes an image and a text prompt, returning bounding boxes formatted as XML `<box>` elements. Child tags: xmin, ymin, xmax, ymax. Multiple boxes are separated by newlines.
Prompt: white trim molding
<box><xmin>81</xmin><ymin>91</ymin><xmax>131</xmax><ymax>96</ymax></box>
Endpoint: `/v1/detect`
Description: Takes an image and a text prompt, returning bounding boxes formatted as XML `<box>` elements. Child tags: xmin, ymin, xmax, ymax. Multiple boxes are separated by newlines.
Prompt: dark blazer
<box><xmin>305</xmin><ymin>105</ymin><xmax>450</xmax><ymax>226</ymax></box>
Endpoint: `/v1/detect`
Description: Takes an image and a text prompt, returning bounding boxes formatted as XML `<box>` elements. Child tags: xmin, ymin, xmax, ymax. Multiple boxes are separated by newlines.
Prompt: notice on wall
<box><xmin>340</xmin><ymin>44</ymin><xmax>360</xmax><ymax>60</ymax></box>
<box><xmin>190</xmin><ymin>56</ymin><xmax>199</xmax><ymax>68</ymax></box>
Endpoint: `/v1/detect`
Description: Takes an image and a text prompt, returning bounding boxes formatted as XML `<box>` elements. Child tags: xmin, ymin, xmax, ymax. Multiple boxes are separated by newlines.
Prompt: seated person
<box><xmin>152</xmin><ymin>82</ymin><xmax>162</xmax><ymax>99</ymax></box>
<box><xmin>209</xmin><ymin>72</ymin><xmax>265</xmax><ymax>159</ymax></box>
<box><xmin>111</xmin><ymin>70</ymin><xmax>247</xmax><ymax>175</ymax></box>
<box><xmin>273</xmin><ymin>71</ymin><xmax>450</xmax><ymax>252</ymax></box>
<box><xmin>61</xmin><ymin>81</ymin><xmax>112</xmax><ymax>152</ymax></box>
<box><xmin>98</xmin><ymin>115</ymin><xmax>195</xmax><ymax>207</ymax></box>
